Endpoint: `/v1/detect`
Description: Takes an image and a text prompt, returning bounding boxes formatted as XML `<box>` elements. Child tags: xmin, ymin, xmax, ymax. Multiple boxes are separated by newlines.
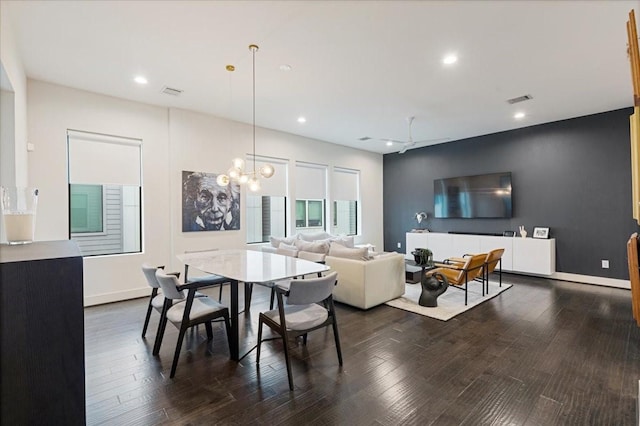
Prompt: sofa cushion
<box><xmin>270</xmin><ymin>235</ymin><xmax>299</xmax><ymax>248</ymax></box>
<box><xmin>328</xmin><ymin>242</ymin><xmax>370</xmax><ymax>261</ymax></box>
<box><xmin>294</xmin><ymin>239</ymin><xmax>330</xmax><ymax>254</ymax></box>
<box><xmin>299</xmin><ymin>231</ymin><xmax>332</xmax><ymax>242</ymax></box>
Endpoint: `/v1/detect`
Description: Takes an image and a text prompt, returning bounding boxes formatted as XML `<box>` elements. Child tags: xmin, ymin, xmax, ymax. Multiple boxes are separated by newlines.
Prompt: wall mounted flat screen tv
<box><xmin>434</xmin><ymin>172</ymin><xmax>512</xmax><ymax>218</ymax></box>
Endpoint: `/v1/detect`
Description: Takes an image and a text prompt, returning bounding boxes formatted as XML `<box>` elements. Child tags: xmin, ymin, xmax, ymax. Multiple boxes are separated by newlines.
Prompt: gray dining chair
<box><xmin>142</xmin><ymin>263</ymin><xmax>209</xmax><ymax>339</ymax></box>
<box><xmin>256</xmin><ymin>271</ymin><xmax>342</xmax><ymax>390</ymax></box>
<box><xmin>155</xmin><ymin>269</ymin><xmax>231</xmax><ymax>378</ymax></box>
<box><xmin>266</xmin><ymin>248</ymin><xmax>325</xmax><ymax>309</ymax></box>
<box><xmin>141</xmin><ymin>263</ymin><xmax>184</xmax><ymax>338</ymax></box>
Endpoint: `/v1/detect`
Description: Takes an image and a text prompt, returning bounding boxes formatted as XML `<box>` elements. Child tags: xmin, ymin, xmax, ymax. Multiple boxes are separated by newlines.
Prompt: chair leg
<box><xmin>484</xmin><ymin>268</ymin><xmax>488</xmax><ymax>294</ymax></box>
<box><xmin>269</xmin><ymin>287</ymin><xmax>276</xmax><ymax>310</ymax></box>
<box><xmin>142</xmin><ymin>299</ymin><xmax>154</xmax><ymax>338</ymax></box>
<box><xmin>205</xmin><ymin>321</ymin><xmax>213</xmax><ymax>340</ymax></box>
<box><xmin>153</xmin><ymin>298</ymin><xmax>171</xmax><ymax>355</ymax></box>
<box><xmin>281</xmin><ymin>330</ymin><xmax>294</xmax><ymax>390</ymax></box>
<box><xmin>223</xmin><ymin>311</ymin><xmax>232</xmax><ymax>350</ymax></box>
<box><xmin>142</xmin><ymin>288</ymin><xmax>159</xmax><ymax>338</ymax></box>
<box><xmin>302</xmin><ymin>333</ymin><xmax>308</xmax><ymax>345</ymax></box>
<box><xmin>332</xmin><ymin>320</ymin><xmax>343</xmax><ymax>366</ymax></box>
<box><xmin>218</xmin><ymin>282</ymin><xmax>224</xmax><ymax>302</ymax></box>
<box><xmin>256</xmin><ymin>318</ymin><xmax>264</xmax><ymax>364</ymax></box>
<box><xmin>464</xmin><ymin>273</ymin><xmax>468</xmax><ymax>306</ymax></box>
<box><xmin>170</xmin><ymin>325</ymin><xmax>188</xmax><ymax>378</ymax></box>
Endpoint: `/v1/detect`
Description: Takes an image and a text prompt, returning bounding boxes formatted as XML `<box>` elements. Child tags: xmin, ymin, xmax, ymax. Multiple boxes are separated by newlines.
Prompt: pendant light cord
<box><xmin>251</xmin><ymin>45</ymin><xmax>257</xmax><ymax>175</ymax></box>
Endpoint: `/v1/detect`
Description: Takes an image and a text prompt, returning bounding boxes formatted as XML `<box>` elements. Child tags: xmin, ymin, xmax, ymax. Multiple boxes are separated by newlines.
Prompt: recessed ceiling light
<box><xmin>386</xmin><ymin>141</ymin><xmax>393</xmax><ymax>147</ymax></box>
<box><xmin>297</xmin><ymin>116</ymin><xmax>306</xmax><ymax>123</ymax></box>
<box><xmin>514</xmin><ymin>112</ymin><xmax>525</xmax><ymax>119</ymax></box>
<box><xmin>280</xmin><ymin>64</ymin><xmax>292</xmax><ymax>71</ymax></box>
<box><xmin>134</xmin><ymin>76</ymin><xmax>148</xmax><ymax>85</ymax></box>
<box><xmin>443</xmin><ymin>54</ymin><xmax>458</xmax><ymax>65</ymax></box>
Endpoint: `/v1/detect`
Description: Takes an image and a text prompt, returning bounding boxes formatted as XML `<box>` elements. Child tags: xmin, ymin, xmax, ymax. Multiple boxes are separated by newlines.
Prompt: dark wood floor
<box><xmin>84</xmin><ymin>274</ymin><xmax>640</xmax><ymax>425</ymax></box>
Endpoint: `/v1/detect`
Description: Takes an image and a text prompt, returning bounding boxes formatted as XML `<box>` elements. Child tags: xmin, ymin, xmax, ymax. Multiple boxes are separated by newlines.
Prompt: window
<box><xmin>70</xmin><ymin>184</ymin><xmax>103</xmax><ymax>233</ymax></box>
<box><xmin>295</xmin><ymin>162</ymin><xmax>327</xmax><ymax>234</ymax></box>
<box><xmin>296</xmin><ymin>199</ymin><xmax>324</xmax><ymax>228</ymax></box>
<box><xmin>246</xmin><ymin>157</ymin><xmax>288</xmax><ymax>244</ymax></box>
<box><xmin>67</xmin><ymin>130</ymin><xmax>142</xmax><ymax>256</ymax></box>
<box><xmin>332</xmin><ymin>167</ymin><xmax>359</xmax><ymax>235</ymax></box>
<box><xmin>333</xmin><ymin>200</ymin><xmax>357</xmax><ymax>235</ymax></box>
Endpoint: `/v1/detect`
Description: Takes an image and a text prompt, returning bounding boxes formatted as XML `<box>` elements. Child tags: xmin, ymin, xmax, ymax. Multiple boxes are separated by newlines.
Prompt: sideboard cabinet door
<box><xmin>0</xmin><ymin>240</ymin><xmax>85</xmax><ymax>425</ymax></box>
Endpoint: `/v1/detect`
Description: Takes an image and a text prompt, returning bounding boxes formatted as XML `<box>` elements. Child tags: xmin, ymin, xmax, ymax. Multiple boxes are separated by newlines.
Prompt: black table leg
<box><xmin>230</xmin><ymin>279</ymin><xmax>239</xmax><ymax>360</ymax></box>
<box><xmin>244</xmin><ymin>282</ymin><xmax>253</xmax><ymax>313</ymax></box>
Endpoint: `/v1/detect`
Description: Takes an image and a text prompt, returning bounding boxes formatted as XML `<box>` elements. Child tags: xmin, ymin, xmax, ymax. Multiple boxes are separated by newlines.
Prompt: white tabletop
<box><xmin>177</xmin><ymin>249</ymin><xmax>329</xmax><ymax>283</ymax></box>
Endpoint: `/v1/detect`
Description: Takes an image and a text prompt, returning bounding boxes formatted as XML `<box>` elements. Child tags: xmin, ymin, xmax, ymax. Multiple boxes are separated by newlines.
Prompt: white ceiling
<box><xmin>2</xmin><ymin>0</ymin><xmax>637</xmax><ymax>154</ymax></box>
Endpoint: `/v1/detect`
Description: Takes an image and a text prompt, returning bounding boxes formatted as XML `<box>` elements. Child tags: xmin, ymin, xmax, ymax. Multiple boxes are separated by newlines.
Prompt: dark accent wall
<box><xmin>383</xmin><ymin>107</ymin><xmax>637</xmax><ymax>280</ymax></box>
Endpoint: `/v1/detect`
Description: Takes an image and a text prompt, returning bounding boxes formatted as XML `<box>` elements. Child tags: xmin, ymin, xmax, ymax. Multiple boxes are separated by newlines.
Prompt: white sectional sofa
<box><xmin>263</xmin><ymin>232</ymin><xmax>405</xmax><ymax>309</ymax></box>
<box><xmin>325</xmin><ymin>253</ymin><xmax>405</xmax><ymax>309</ymax></box>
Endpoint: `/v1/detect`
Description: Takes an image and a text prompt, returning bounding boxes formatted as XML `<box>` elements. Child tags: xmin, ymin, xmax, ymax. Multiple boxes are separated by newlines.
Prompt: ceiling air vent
<box><xmin>358</xmin><ymin>136</ymin><xmax>372</xmax><ymax>141</ymax></box>
<box><xmin>161</xmin><ymin>86</ymin><xmax>183</xmax><ymax>96</ymax></box>
<box><xmin>506</xmin><ymin>94</ymin><xmax>533</xmax><ymax>104</ymax></box>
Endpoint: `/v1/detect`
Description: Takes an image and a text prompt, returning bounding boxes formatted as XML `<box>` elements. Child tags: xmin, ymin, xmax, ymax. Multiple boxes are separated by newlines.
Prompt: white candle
<box><xmin>4</xmin><ymin>213</ymin><xmax>35</xmax><ymax>243</ymax></box>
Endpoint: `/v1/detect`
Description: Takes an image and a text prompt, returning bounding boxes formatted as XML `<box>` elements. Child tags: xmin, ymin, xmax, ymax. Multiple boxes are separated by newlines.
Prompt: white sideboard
<box><xmin>406</xmin><ymin>232</ymin><xmax>555</xmax><ymax>276</ymax></box>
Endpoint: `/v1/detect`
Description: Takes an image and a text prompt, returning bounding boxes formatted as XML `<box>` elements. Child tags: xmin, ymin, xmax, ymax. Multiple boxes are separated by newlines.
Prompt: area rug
<box><xmin>385</xmin><ymin>280</ymin><xmax>512</xmax><ymax>321</ymax></box>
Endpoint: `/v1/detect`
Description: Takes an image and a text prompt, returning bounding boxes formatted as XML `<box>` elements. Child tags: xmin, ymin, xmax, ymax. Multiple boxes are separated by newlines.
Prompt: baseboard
<box><xmin>550</xmin><ymin>272</ymin><xmax>630</xmax><ymax>289</ymax></box>
<box><xmin>84</xmin><ymin>287</ymin><xmax>149</xmax><ymax>307</ymax></box>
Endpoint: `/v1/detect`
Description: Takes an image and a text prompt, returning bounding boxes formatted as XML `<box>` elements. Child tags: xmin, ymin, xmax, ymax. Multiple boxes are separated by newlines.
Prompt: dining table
<box><xmin>176</xmin><ymin>249</ymin><xmax>330</xmax><ymax>360</ymax></box>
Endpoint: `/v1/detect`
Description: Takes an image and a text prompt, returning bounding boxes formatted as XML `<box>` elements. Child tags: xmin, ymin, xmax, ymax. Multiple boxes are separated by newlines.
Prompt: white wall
<box><xmin>28</xmin><ymin>80</ymin><xmax>172</xmax><ymax>305</ymax></box>
<box><xmin>28</xmin><ymin>81</ymin><xmax>384</xmax><ymax>305</ymax></box>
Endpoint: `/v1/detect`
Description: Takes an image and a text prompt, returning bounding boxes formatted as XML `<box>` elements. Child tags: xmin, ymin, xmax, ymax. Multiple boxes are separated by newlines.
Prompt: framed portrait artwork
<box><xmin>182</xmin><ymin>170</ymin><xmax>241</xmax><ymax>232</ymax></box>
<box><xmin>533</xmin><ymin>227</ymin><xmax>550</xmax><ymax>239</ymax></box>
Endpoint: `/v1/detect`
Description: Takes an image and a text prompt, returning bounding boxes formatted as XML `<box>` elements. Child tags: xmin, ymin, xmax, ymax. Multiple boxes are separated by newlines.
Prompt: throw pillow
<box><xmin>276</xmin><ymin>245</ymin><xmax>298</xmax><ymax>257</ymax></box>
<box><xmin>330</xmin><ymin>235</ymin><xmax>355</xmax><ymax>248</ymax></box>
<box><xmin>328</xmin><ymin>242</ymin><xmax>370</xmax><ymax>261</ymax></box>
<box><xmin>298</xmin><ymin>251</ymin><xmax>326</xmax><ymax>262</ymax></box>
<box><xmin>299</xmin><ymin>231</ymin><xmax>332</xmax><ymax>242</ymax></box>
<box><xmin>270</xmin><ymin>235</ymin><xmax>298</xmax><ymax>248</ymax></box>
<box><xmin>294</xmin><ymin>239</ymin><xmax>330</xmax><ymax>254</ymax></box>
<box><xmin>371</xmin><ymin>252</ymin><xmax>398</xmax><ymax>259</ymax></box>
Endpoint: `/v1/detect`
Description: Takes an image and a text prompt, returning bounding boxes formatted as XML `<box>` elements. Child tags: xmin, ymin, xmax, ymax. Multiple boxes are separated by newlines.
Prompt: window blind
<box><xmin>67</xmin><ymin>130</ymin><xmax>141</xmax><ymax>186</ymax></box>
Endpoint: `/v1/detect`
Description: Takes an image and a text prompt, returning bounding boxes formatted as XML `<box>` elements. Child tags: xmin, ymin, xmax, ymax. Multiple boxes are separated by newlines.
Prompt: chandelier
<box><xmin>216</xmin><ymin>44</ymin><xmax>274</xmax><ymax>192</ymax></box>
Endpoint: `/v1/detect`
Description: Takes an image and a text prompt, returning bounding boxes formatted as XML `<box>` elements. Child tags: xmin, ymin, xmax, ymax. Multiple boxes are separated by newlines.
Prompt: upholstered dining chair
<box><xmin>141</xmin><ymin>263</ymin><xmax>179</xmax><ymax>338</ymax></box>
<box><xmin>266</xmin><ymin>248</ymin><xmax>325</xmax><ymax>309</ymax></box>
<box><xmin>142</xmin><ymin>263</ymin><xmax>209</xmax><ymax>340</ymax></box>
<box><xmin>155</xmin><ymin>269</ymin><xmax>231</xmax><ymax>378</ymax></box>
<box><xmin>428</xmin><ymin>253</ymin><xmax>486</xmax><ymax>305</ymax></box>
<box><xmin>256</xmin><ymin>271</ymin><xmax>342</xmax><ymax>390</ymax></box>
<box><xmin>183</xmin><ymin>249</ymin><xmax>229</xmax><ymax>302</ymax></box>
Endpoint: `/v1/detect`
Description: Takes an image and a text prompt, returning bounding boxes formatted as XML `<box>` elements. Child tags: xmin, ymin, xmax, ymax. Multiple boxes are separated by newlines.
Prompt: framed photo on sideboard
<box><xmin>533</xmin><ymin>227</ymin><xmax>550</xmax><ymax>239</ymax></box>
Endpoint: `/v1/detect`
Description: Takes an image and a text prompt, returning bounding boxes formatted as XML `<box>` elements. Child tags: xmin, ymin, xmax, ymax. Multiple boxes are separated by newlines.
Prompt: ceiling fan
<box><xmin>360</xmin><ymin>116</ymin><xmax>449</xmax><ymax>154</ymax></box>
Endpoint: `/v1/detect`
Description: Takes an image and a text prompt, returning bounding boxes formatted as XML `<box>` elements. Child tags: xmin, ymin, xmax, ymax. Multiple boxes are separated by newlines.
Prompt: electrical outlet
<box><xmin>397</xmin><ymin>242</ymin><xmax>402</xmax><ymax>249</ymax></box>
<box><xmin>601</xmin><ymin>260</ymin><xmax>609</xmax><ymax>269</ymax></box>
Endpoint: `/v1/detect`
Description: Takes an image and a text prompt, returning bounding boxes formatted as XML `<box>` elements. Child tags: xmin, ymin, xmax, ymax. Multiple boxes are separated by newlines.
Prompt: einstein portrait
<box><xmin>182</xmin><ymin>171</ymin><xmax>240</xmax><ymax>232</ymax></box>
